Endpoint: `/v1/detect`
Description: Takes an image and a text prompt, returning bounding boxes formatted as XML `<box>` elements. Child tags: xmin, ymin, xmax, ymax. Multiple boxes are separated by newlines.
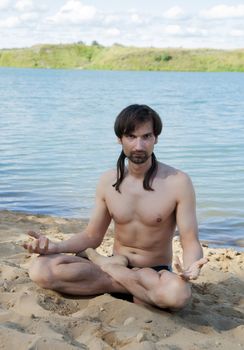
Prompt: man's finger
<box><xmin>31</xmin><ymin>240</ymin><xmax>36</xmax><ymax>251</ymax></box>
<box><xmin>181</xmin><ymin>275</ymin><xmax>190</xmax><ymax>282</ymax></box>
<box><xmin>174</xmin><ymin>262</ymin><xmax>181</xmax><ymax>273</ymax></box>
<box><xmin>186</xmin><ymin>258</ymin><xmax>208</xmax><ymax>280</ymax></box>
<box><xmin>44</xmin><ymin>237</ymin><xmax>49</xmax><ymax>251</ymax></box>
<box><xmin>174</xmin><ymin>256</ymin><xmax>184</xmax><ymax>273</ymax></box>
<box><xmin>39</xmin><ymin>236</ymin><xmax>48</xmax><ymax>250</ymax></box>
<box><xmin>22</xmin><ymin>242</ymin><xmax>28</xmax><ymax>249</ymax></box>
<box><xmin>28</xmin><ymin>231</ymin><xmax>41</xmax><ymax>239</ymax></box>
<box><xmin>196</xmin><ymin>257</ymin><xmax>208</xmax><ymax>268</ymax></box>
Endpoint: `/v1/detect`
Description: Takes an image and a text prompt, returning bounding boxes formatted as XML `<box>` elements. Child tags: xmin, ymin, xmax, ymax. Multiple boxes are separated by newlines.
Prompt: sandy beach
<box><xmin>0</xmin><ymin>210</ymin><xmax>243</xmax><ymax>350</ymax></box>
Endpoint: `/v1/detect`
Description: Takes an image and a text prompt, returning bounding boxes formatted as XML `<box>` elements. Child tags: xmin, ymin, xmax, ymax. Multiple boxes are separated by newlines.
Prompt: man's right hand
<box><xmin>23</xmin><ymin>231</ymin><xmax>58</xmax><ymax>255</ymax></box>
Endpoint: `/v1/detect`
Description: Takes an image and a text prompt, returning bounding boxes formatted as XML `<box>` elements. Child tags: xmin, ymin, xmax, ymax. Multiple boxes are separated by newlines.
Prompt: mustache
<box><xmin>131</xmin><ymin>151</ymin><xmax>147</xmax><ymax>155</ymax></box>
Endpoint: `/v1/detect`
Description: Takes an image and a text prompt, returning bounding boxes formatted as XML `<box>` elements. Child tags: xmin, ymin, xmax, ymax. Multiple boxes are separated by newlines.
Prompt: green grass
<box><xmin>0</xmin><ymin>43</ymin><xmax>243</xmax><ymax>72</ymax></box>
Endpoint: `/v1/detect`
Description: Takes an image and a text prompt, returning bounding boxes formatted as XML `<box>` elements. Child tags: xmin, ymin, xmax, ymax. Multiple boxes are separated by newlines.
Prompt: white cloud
<box><xmin>186</xmin><ymin>27</ymin><xmax>208</xmax><ymax>36</ymax></box>
<box><xmin>130</xmin><ymin>13</ymin><xmax>143</xmax><ymax>24</ymax></box>
<box><xmin>103</xmin><ymin>14</ymin><xmax>119</xmax><ymax>25</ymax></box>
<box><xmin>48</xmin><ymin>0</ymin><xmax>97</xmax><ymax>24</ymax></box>
<box><xmin>105</xmin><ymin>27</ymin><xmax>120</xmax><ymax>37</ymax></box>
<box><xmin>102</xmin><ymin>10</ymin><xmax>146</xmax><ymax>28</ymax></box>
<box><xmin>0</xmin><ymin>0</ymin><xmax>11</xmax><ymax>10</ymax></box>
<box><xmin>201</xmin><ymin>4</ymin><xmax>244</xmax><ymax>19</ymax></box>
<box><xmin>164</xmin><ymin>25</ymin><xmax>182</xmax><ymax>35</ymax></box>
<box><xmin>1</xmin><ymin>2</ymin><xmax>244</xmax><ymax>50</ymax></box>
<box><xmin>230</xmin><ymin>29</ymin><xmax>244</xmax><ymax>37</ymax></box>
<box><xmin>20</xmin><ymin>11</ymin><xmax>39</xmax><ymax>21</ymax></box>
<box><xmin>0</xmin><ymin>15</ymin><xmax>20</xmax><ymax>28</ymax></box>
<box><xmin>164</xmin><ymin>6</ymin><xmax>185</xmax><ymax>19</ymax></box>
<box><xmin>15</xmin><ymin>0</ymin><xmax>33</xmax><ymax>12</ymax></box>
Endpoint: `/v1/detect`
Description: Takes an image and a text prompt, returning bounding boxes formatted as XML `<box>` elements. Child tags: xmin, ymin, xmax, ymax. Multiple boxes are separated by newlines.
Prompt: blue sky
<box><xmin>0</xmin><ymin>0</ymin><xmax>244</xmax><ymax>49</ymax></box>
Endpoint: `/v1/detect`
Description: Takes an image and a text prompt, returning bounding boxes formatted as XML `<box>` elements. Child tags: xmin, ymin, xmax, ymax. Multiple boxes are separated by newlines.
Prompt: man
<box><xmin>23</xmin><ymin>104</ymin><xmax>207</xmax><ymax>309</ymax></box>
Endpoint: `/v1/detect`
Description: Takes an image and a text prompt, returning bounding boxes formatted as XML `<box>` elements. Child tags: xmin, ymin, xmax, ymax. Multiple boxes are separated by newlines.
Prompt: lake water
<box><xmin>0</xmin><ymin>68</ymin><xmax>243</xmax><ymax>250</ymax></box>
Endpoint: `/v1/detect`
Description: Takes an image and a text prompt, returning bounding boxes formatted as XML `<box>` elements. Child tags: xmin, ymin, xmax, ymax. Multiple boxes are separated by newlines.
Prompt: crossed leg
<box><xmin>84</xmin><ymin>248</ymin><xmax>192</xmax><ymax>309</ymax></box>
<box><xmin>29</xmin><ymin>248</ymin><xmax>191</xmax><ymax>309</ymax></box>
<box><xmin>82</xmin><ymin>248</ymin><xmax>129</xmax><ymax>267</ymax></box>
<box><xmin>28</xmin><ymin>253</ymin><xmax>128</xmax><ymax>295</ymax></box>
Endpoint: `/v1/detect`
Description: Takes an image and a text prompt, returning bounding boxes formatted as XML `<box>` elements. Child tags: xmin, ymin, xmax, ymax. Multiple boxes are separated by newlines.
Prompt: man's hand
<box><xmin>23</xmin><ymin>231</ymin><xmax>58</xmax><ymax>255</ymax></box>
<box><xmin>174</xmin><ymin>256</ymin><xmax>208</xmax><ymax>281</ymax></box>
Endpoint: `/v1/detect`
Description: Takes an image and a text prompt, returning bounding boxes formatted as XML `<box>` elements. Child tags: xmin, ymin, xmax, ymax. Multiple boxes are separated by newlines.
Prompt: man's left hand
<box><xmin>174</xmin><ymin>256</ymin><xmax>208</xmax><ymax>281</ymax></box>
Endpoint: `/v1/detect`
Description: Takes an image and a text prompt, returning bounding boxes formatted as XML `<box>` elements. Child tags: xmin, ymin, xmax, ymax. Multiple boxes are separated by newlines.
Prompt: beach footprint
<box><xmin>37</xmin><ymin>289</ymin><xmax>85</xmax><ymax>316</ymax></box>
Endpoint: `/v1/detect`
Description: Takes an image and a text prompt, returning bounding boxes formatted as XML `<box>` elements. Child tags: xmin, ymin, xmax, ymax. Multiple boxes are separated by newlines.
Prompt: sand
<box><xmin>0</xmin><ymin>210</ymin><xmax>243</xmax><ymax>350</ymax></box>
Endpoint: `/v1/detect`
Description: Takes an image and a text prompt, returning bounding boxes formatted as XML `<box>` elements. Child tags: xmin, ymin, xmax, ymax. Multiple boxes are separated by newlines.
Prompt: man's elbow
<box><xmin>87</xmin><ymin>233</ymin><xmax>104</xmax><ymax>249</ymax></box>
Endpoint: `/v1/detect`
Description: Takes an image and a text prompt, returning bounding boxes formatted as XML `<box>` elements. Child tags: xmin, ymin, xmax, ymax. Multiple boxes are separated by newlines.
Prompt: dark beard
<box><xmin>127</xmin><ymin>151</ymin><xmax>149</xmax><ymax>164</ymax></box>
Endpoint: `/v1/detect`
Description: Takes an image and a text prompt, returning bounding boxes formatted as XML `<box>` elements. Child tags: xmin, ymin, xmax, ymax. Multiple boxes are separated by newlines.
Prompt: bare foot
<box><xmin>100</xmin><ymin>262</ymin><xmax>128</xmax><ymax>283</ymax></box>
<box><xmin>84</xmin><ymin>248</ymin><xmax>129</xmax><ymax>268</ymax></box>
<box><xmin>76</xmin><ymin>250</ymin><xmax>88</xmax><ymax>258</ymax></box>
<box><xmin>133</xmin><ymin>296</ymin><xmax>150</xmax><ymax>306</ymax></box>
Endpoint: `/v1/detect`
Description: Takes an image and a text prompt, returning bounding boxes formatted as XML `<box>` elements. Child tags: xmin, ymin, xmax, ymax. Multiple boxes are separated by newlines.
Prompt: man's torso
<box><xmin>103</xmin><ymin>163</ymin><xmax>181</xmax><ymax>267</ymax></box>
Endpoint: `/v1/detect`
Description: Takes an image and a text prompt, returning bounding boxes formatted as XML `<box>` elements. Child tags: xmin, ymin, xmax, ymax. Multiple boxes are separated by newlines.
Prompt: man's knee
<box><xmin>151</xmin><ymin>274</ymin><xmax>191</xmax><ymax>310</ymax></box>
<box><xmin>29</xmin><ymin>257</ymin><xmax>55</xmax><ymax>289</ymax></box>
<box><xmin>168</xmin><ymin>278</ymin><xmax>191</xmax><ymax>309</ymax></box>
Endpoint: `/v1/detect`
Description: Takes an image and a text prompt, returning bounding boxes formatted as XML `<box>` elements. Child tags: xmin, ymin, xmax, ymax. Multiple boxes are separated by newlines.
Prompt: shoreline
<box><xmin>1</xmin><ymin>66</ymin><xmax>244</xmax><ymax>73</ymax></box>
<box><xmin>0</xmin><ymin>44</ymin><xmax>244</xmax><ymax>72</ymax></box>
<box><xmin>1</xmin><ymin>209</ymin><xmax>243</xmax><ymax>251</ymax></box>
<box><xmin>0</xmin><ymin>210</ymin><xmax>243</xmax><ymax>349</ymax></box>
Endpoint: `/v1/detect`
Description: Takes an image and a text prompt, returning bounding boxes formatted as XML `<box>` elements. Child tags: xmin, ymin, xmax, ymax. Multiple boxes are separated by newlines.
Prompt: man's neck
<box><xmin>127</xmin><ymin>158</ymin><xmax>152</xmax><ymax>178</ymax></box>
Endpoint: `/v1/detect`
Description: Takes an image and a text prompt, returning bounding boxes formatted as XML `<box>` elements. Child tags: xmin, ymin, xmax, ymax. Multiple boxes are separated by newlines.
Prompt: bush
<box><xmin>155</xmin><ymin>54</ymin><xmax>173</xmax><ymax>62</ymax></box>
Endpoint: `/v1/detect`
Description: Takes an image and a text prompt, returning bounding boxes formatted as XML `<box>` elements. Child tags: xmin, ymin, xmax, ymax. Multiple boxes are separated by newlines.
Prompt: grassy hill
<box><xmin>0</xmin><ymin>43</ymin><xmax>244</xmax><ymax>72</ymax></box>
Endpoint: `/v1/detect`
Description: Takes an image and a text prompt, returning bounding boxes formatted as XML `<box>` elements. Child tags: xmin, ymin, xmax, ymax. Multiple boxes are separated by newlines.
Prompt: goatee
<box><xmin>128</xmin><ymin>151</ymin><xmax>149</xmax><ymax>164</ymax></box>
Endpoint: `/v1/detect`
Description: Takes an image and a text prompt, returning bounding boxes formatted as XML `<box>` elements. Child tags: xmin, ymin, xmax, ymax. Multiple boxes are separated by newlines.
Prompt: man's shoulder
<box><xmin>157</xmin><ymin>162</ymin><xmax>192</xmax><ymax>185</ymax></box>
<box><xmin>96</xmin><ymin>169</ymin><xmax>116</xmax><ymax>196</ymax></box>
<box><xmin>99</xmin><ymin>169</ymin><xmax>117</xmax><ymax>185</ymax></box>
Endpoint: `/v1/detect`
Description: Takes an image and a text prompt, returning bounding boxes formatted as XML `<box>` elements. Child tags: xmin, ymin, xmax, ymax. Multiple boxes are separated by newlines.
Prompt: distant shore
<box><xmin>0</xmin><ymin>209</ymin><xmax>243</xmax><ymax>349</ymax></box>
<box><xmin>0</xmin><ymin>43</ymin><xmax>244</xmax><ymax>71</ymax></box>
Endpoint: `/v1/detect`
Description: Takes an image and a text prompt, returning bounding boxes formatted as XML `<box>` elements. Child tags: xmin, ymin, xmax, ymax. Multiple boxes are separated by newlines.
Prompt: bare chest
<box><xmin>105</xmin><ymin>182</ymin><xmax>176</xmax><ymax>226</ymax></box>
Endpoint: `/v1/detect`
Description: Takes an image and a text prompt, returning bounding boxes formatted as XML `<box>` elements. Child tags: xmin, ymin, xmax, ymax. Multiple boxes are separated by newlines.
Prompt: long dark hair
<box><xmin>113</xmin><ymin>104</ymin><xmax>163</xmax><ymax>193</ymax></box>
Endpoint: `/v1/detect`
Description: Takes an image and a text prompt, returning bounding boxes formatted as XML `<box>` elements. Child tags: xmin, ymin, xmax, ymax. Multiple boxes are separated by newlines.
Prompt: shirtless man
<box><xmin>23</xmin><ymin>104</ymin><xmax>207</xmax><ymax>309</ymax></box>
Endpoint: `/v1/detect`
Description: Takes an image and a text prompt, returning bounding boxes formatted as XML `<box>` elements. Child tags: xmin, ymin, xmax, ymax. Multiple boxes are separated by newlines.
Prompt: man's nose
<box><xmin>135</xmin><ymin>137</ymin><xmax>144</xmax><ymax>150</ymax></box>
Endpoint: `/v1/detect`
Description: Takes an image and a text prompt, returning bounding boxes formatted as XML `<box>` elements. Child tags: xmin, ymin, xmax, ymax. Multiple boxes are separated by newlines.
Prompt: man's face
<box><xmin>119</xmin><ymin>121</ymin><xmax>157</xmax><ymax>164</ymax></box>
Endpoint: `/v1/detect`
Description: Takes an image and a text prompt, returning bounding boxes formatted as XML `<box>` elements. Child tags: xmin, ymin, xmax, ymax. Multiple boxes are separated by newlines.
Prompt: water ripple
<box><xmin>0</xmin><ymin>68</ymin><xmax>243</xmax><ymax>249</ymax></box>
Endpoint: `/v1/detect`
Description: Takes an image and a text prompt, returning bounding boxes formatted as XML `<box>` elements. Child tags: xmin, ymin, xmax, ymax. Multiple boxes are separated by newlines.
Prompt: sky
<box><xmin>0</xmin><ymin>0</ymin><xmax>244</xmax><ymax>49</ymax></box>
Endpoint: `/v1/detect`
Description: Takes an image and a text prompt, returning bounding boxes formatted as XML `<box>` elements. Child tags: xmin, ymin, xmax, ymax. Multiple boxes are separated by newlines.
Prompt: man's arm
<box><xmin>24</xmin><ymin>175</ymin><xmax>112</xmax><ymax>255</ymax></box>
<box><xmin>57</xmin><ymin>180</ymin><xmax>112</xmax><ymax>253</ymax></box>
<box><xmin>175</xmin><ymin>172</ymin><xmax>207</xmax><ymax>279</ymax></box>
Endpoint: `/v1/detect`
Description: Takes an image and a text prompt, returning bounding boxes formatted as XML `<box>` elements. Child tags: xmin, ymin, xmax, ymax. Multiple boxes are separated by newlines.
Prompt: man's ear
<box><xmin>155</xmin><ymin>137</ymin><xmax>158</xmax><ymax>144</ymax></box>
<box><xmin>117</xmin><ymin>137</ymin><xmax>122</xmax><ymax>144</ymax></box>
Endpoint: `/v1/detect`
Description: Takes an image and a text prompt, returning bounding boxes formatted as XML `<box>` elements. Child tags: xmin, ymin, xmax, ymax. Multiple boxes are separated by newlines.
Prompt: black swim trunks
<box><xmin>137</xmin><ymin>264</ymin><xmax>172</xmax><ymax>272</ymax></box>
<box><xmin>111</xmin><ymin>264</ymin><xmax>172</xmax><ymax>303</ymax></box>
